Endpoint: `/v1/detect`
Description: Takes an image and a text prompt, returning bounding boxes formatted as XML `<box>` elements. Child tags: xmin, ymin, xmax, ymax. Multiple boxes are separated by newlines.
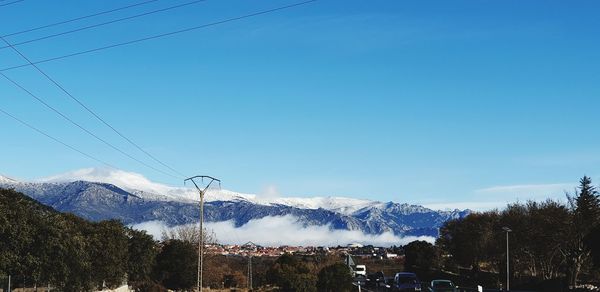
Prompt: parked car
<box><xmin>393</xmin><ymin>272</ymin><xmax>422</xmax><ymax>291</ymax></box>
<box><xmin>366</xmin><ymin>271</ymin><xmax>387</xmax><ymax>288</ymax></box>
<box><xmin>428</xmin><ymin>279</ymin><xmax>457</xmax><ymax>292</ymax></box>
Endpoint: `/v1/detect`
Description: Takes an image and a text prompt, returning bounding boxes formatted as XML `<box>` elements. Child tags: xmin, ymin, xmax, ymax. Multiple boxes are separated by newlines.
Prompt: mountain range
<box><xmin>0</xmin><ymin>168</ymin><xmax>470</xmax><ymax>237</ymax></box>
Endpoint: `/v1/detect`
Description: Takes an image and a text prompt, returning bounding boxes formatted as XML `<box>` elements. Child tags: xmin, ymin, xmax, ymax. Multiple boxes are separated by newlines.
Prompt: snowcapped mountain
<box><xmin>0</xmin><ymin>174</ymin><xmax>17</xmax><ymax>184</ymax></box>
<box><xmin>0</xmin><ymin>168</ymin><xmax>470</xmax><ymax>237</ymax></box>
<box><xmin>35</xmin><ymin>168</ymin><xmax>388</xmax><ymax>213</ymax></box>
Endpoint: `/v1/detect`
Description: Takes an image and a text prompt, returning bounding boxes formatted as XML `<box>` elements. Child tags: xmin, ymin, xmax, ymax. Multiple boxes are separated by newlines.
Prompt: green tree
<box><xmin>316</xmin><ymin>263</ymin><xmax>353</xmax><ymax>292</ymax></box>
<box><xmin>404</xmin><ymin>240</ymin><xmax>440</xmax><ymax>271</ymax></box>
<box><xmin>153</xmin><ymin>240</ymin><xmax>197</xmax><ymax>290</ymax></box>
<box><xmin>89</xmin><ymin>220</ymin><xmax>129</xmax><ymax>289</ymax></box>
<box><xmin>126</xmin><ymin>228</ymin><xmax>157</xmax><ymax>287</ymax></box>
<box><xmin>565</xmin><ymin>176</ymin><xmax>600</xmax><ymax>287</ymax></box>
<box><xmin>437</xmin><ymin>211</ymin><xmax>499</xmax><ymax>271</ymax></box>
<box><xmin>267</xmin><ymin>254</ymin><xmax>317</xmax><ymax>292</ymax></box>
<box><xmin>44</xmin><ymin>213</ymin><xmax>95</xmax><ymax>292</ymax></box>
<box><xmin>572</xmin><ymin>176</ymin><xmax>600</xmax><ymax>230</ymax></box>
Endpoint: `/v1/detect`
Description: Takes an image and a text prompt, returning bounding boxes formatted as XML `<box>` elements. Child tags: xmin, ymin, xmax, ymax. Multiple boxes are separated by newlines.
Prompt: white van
<box><xmin>354</xmin><ymin>265</ymin><xmax>367</xmax><ymax>277</ymax></box>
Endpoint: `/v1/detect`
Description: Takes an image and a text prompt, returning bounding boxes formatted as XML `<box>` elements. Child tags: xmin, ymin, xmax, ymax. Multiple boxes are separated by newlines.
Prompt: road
<box><xmin>353</xmin><ymin>276</ymin><xmax>393</xmax><ymax>292</ymax></box>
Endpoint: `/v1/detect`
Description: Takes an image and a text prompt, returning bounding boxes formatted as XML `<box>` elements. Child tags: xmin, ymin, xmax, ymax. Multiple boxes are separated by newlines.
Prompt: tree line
<box><xmin>403</xmin><ymin>176</ymin><xmax>600</xmax><ymax>290</ymax></box>
<box><xmin>0</xmin><ymin>188</ymin><xmax>355</xmax><ymax>291</ymax></box>
<box><xmin>0</xmin><ymin>188</ymin><xmax>159</xmax><ymax>291</ymax></box>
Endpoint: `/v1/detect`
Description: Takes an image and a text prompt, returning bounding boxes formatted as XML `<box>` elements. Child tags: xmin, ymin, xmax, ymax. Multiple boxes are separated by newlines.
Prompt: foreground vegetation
<box><xmin>0</xmin><ymin>188</ymin><xmax>354</xmax><ymax>291</ymax></box>
<box><xmin>405</xmin><ymin>176</ymin><xmax>600</xmax><ymax>290</ymax></box>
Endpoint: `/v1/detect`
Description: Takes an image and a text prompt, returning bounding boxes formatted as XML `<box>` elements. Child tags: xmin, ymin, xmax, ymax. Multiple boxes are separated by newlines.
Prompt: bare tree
<box><xmin>161</xmin><ymin>224</ymin><xmax>218</xmax><ymax>245</ymax></box>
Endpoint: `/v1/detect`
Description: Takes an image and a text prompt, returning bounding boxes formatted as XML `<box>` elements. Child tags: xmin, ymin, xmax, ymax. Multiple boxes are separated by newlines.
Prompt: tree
<box><xmin>0</xmin><ymin>188</ymin><xmax>161</xmax><ymax>291</ymax></box>
<box><xmin>267</xmin><ymin>254</ymin><xmax>317</xmax><ymax>292</ymax></box>
<box><xmin>521</xmin><ymin>200</ymin><xmax>570</xmax><ymax>280</ymax></box>
<box><xmin>587</xmin><ymin>225</ymin><xmax>600</xmax><ymax>268</ymax></box>
<box><xmin>404</xmin><ymin>240</ymin><xmax>440</xmax><ymax>271</ymax></box>
<box><xmin>317</xmin><ymin>263</ymin><xmax>353</xmax><ymax>292</ymax></box>
<box><xmin>437</xmin><ymin>211</ymin><xmax>499</xmax><ymax>271</ymax></box>
<box><xmin>572</xmin><ymin>176</ymin><xmax>600</xmax><ymax>230</ymax></box>
<box><xmin>161</xmin><ymin>224</ymin><xmax>217</xmax><ymax>245</ymax></box>
<box><xmin>127</xmin><ymin>228</ymin><xmax>157</xmax><ymax>287</ymax></box>
<box><xmin>565</xmin><ymin>176</ymin><xmax>600</xmax><ymax>287</ymax></box>
<box><xmin>153</xmin><ymin>240</ymin><xmax>197</xmax><ymax>290</ymax></box>
<box><xmin>89</xmin><ymin>220</ymin><xmax>129</xmax><ymax>289</ymax></box>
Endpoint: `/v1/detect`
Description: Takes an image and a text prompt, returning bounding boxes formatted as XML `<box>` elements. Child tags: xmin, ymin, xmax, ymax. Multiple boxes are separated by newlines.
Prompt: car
<box><xmin>428</xmin><ymin>280</ymin><xmax>457</xmax><ymax>292</ymax></box>
<box><xmin>354</xmin><ymin>265</ymin><xmax>367</xmax><ymax>277</ymax></box>
<box><xmin>393</xmin><ymin>272</ymin><xmax>422</xmax><ymax>291</ymax></box>
<box><xmin>366</xmin><ymin>271</ymin><xmax>386</xmax><ymax>287</ymax></box>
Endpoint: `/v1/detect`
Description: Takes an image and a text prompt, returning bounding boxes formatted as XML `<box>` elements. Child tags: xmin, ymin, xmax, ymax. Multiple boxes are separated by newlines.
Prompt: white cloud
<box><xmin>429</xmin><ymin>183</ymin><xmax>577</xmax><ymax>211</ymax></box>
<box><xmin>131</xmin><ymin>215</ymin><xmax>434</xmax><ymax>247</ymax></box>
<box><xmin>259</xmin><ymin>184</ymin><xmax>281</xmax><ymax>200</ymax></box>
<box><xmin>475</xmin><ymin>183</ymin><xmax>574</xmax><ymax>201</ymax></box>
<box><xmin>476</xmin><ymin>183</ymin><xmax>573</xmax><ymax>195</ymax></box>
<box><xmin>131</xmin><ymin>220</ymin><xmax>170</xmax><ymax>239</ymax></box>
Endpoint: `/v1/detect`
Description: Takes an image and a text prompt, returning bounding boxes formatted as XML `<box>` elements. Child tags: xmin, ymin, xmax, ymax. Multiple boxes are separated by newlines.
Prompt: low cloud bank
<box><xmin>131</xmin><ymin>215</ymin><xmax>434</xmax><ymax>247</ymax></box>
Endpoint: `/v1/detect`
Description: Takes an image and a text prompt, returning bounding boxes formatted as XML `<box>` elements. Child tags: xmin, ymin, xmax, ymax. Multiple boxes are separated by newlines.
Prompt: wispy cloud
<box><xmin>259</xmin><ymin>184</ymin><xmax>281</xmax><ymax>200</ymax></box>
<box><xmin>423</xmin><ymin>201</ymin><xmax>506</xmax><ymax>212</ymax></box>
<box><xmin>421</xmin><ymin>183</ymin><xmax>577</xmax><ymax>212</ymax></box>
<box><xmin>475</xmin><ymin>183</ymin><xmax>574</xmax><ymax>198</ymax></box>
<box><xmin>132</xmin><ymin>215</ymin><xmax>434</xmax><ymax>247</ymax></box>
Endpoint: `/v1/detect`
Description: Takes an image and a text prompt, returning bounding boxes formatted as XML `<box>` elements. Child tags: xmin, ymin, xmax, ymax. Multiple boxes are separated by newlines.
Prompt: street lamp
<box><xmin>502</xmin><ymin>227</ymin><xmax>512</xmax><ymax>291</ymax></box>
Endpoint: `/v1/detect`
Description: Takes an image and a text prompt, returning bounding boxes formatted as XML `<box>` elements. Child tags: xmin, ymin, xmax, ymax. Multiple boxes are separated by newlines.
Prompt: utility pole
<box><xmin>7</xmin><ymin>275</ymin><xmax>10</xmax><ymax>292</ymax></box>
<box><xmin>502</xmin><ymin>227</ymin><xmax>512</xmax><ymax>291</ymax></box>
<box><xmin>185</xmin><ymin>175</ymin><xmax>221</xmax><ymax>292</ymax></box>
<box><xmin>247</xmin><ymin>255</ymin><xmax>253</xmax><ymax>291</ymax></box>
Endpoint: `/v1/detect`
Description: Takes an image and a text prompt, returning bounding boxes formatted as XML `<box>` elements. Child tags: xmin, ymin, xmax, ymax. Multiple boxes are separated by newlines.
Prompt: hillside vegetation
<box><xmin>0</xmin><ymin>188</ymin><xmax>157</xmax><ymax>291</ymax></box>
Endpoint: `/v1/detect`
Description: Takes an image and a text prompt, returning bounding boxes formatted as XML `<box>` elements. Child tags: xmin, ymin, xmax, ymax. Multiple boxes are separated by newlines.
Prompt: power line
<box><xmin>0</xmin><ymin>72</ymin><xmax>181</xmax><ymax>180</ymax></box>
<box><xmin>2</xmin><ymin>0</ymin><xmax>161</xmax><ymax>38</ymax></box>
<box><xmin>0</xmin><ymin>0</ymin><xmax>318</xmax><ymax>72</ymax></box>
<box><xmin>0</xmin><ymin>0</ymin><xmax>24</xmax><ymax>8</ymax></box>
<box><xmin>0</xmin><ymin>106</ymin><xmax>118</xmax><ymax>170</ymax></box>
<box><xmin>0</xmin><ymin>0</ymin><xmax>209</xmax><ymax>50</ymax></box>
<box><xmin>0</xmin><ymin>36</ymin><xmax>187</xmax><ymax>178</ymax></box>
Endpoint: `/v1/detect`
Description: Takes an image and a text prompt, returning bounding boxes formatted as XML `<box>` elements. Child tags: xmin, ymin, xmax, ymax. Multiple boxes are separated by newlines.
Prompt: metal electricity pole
<box><xmin>248</xmin><ymin>255</ymin><xmax>253</xmax><ymax>290</ymax></box>
<box><xmin>502</xmin><ymin>227</ymin><xmax>512</xmax><ymax>291</ymax></box>
<box><xmin>185</xmin><ymin>175</ymin><xmax>221</xmax><ymax>292</ymax></box>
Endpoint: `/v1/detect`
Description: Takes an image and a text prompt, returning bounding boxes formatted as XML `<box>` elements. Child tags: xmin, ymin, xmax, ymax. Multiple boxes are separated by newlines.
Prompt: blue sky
<box><xmin>1</xmin><ymin>0</ymin><xmax>599</xmax><ymax>208</ymax></box>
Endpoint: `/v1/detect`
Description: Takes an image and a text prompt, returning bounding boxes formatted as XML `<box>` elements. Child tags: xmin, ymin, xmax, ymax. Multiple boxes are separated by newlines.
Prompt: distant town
<box><xmin>207</xmin><ymin>242</ymin><xmax>402</xmax><ymax>258</ymax></box>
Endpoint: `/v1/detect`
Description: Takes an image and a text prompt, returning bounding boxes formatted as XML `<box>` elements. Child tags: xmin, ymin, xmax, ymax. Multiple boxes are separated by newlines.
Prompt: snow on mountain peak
<box><xmin>40</xmin><ymin>168</ymin><xmax>170</xmax><ymax>194</ymax></box>
<box><xmin>0</xmin><ymin>174</ymin><xmax>18</xmax><ymax>184</ymax></box>
<box><xmin>29</xmin><ymin>168</ymin><xmax>384</xmax><ymax>212</ymax></box>
<box><xmin>0</xmin><ymin>167</ymin><xmax>453</xmax><ymax>215</ymax></box>
<box><xmin>37</xmin><ymin>168</ymin><xmax>248</xmax><ymax>203</ymax></box>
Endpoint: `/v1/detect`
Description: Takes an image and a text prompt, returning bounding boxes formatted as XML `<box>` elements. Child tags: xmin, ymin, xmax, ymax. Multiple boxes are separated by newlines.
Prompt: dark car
<box><xmin>428</xmin><ymin>280</ymin><xmax>457</xmax><ymax>292</ymax></box>
<box><xmin>366</xmin><ymin>271</ymin><xmax>387</xmax><ymax>288</ymax></box>
<box><xmin>393</xmin><ymin>272</ymin><xmax>422</xmax><ymax>291</ymax></box>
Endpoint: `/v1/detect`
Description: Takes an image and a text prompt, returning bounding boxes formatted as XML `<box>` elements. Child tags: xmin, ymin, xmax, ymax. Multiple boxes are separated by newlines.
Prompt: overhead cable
<box><xmin>0</xmin><ymin>72</ymin><xmax>182</xmax><ymax>180</ymax></box>
<box><xmin>0</xmin><ymin>36</ymin><xmax>187</xmax><ymax>178</ymax></box>
<box><xmin>0</xmin><ymin>0</ymin><xmax>318</xmax><ymax>72</ymax></box>
<box><xmin>2</xmin><ymin>0</ymin><xmax>161</xmax><ymax>38</ymax></box>
<box><xmin>0</xmin><ymin>0</ymin><xmax>209</xmax><ymax>50</ymax></box>
<box><xmin>0</xmin><ymin>0</ymin><xmax>24</xmax><ymax>8</ymax></box>
<box><xmin>0</xmin><ymin>106</ymin><xmax>118</xmax><ymax>169</ymax></box>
